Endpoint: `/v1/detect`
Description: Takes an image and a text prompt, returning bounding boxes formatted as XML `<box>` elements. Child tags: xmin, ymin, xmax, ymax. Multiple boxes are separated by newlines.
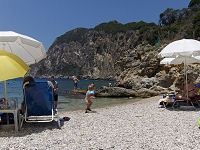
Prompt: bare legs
<box><xmin>85</xmin><ymin>100</ymin><xmax>92</xmax><ymax>112</ymax></box>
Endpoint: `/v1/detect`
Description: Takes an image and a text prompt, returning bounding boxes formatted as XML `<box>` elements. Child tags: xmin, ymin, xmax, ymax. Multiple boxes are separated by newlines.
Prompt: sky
<box><xmin>0</xmin><ymin>0</ymin><xmax>191</xmax><ymax>50</ymax></box>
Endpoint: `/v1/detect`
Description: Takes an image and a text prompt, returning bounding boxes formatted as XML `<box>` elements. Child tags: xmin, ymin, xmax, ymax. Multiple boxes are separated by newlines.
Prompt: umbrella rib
<box><xmin>7</xmin><ymin>42</ymin><xmax>13</xmax><ymax>53</ymax></box>
<box><xmin>16</xmin><ymin>41</ymin><xmax>36</xmax><ymax>64</ymax></box>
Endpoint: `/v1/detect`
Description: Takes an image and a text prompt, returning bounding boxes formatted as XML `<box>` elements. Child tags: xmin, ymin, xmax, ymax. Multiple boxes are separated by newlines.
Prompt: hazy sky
<box><xmin>0</xmin><ymin>0</ymin><xmax>191</xmax><ymax>50</ymax></box>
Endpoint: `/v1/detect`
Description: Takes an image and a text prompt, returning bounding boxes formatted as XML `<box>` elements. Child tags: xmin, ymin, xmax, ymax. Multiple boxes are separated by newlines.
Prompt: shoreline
<box><xmin>59</xmin><ymin>96</ymin><xmax>143</xmax><ymax>113</ymax></box>
<box><xmin>1</xmin><ymin>95</ymin><xmax>200</xmax><ymax>149</ymax></box>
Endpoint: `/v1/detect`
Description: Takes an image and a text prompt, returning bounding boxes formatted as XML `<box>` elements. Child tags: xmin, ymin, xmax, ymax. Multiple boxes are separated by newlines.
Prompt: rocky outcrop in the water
<box><xmin>95</xmin><ymin>86</ymin><xmax>136</xmax><ymax>97</ymax></box>
<box><xmin>95</xmin><ymin>86</ymin><xmax>168</xmax><ymax>98</ymax></box>
<box><xmin>68</xmin><ymin>85</ymin><xmax>168</xmax><ymax>98</ymax></box>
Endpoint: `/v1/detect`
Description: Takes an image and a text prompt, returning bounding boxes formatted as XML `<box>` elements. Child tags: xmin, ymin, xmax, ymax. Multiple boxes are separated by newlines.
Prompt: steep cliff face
<box><xmin>30</xmin><ymin>28</ymin><xmax>142</xmax><ymax>79</ymax></box>
<box><xmin>29</xmin><ymin>27</ymin><xmax>177</xmax><ymax>90</ymax></box>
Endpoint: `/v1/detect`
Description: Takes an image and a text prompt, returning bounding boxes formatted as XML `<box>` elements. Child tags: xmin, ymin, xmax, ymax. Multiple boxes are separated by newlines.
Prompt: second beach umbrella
<box><xmin>158</xmin><ymin>39</ymin><xmax>200</xmax><ymax>58</ymax></box>
<box><xmin>0</xmin><ymin>31</ymin><xmax>46</xmax><ymax>65</ymax></box>
<box><xmin>158</xmin><ymin>39</ymin><xmax>200</xmax><ymax>98</ymax></box>
<box><xmin>0</xmin><ymin>50</ymin><xmax>30</xmax><ymax>98</ymax></box>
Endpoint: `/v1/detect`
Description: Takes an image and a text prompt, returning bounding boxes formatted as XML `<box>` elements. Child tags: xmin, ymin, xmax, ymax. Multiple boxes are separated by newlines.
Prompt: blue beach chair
<box><xmin>20</xmin><ymin>81</ymin><xmax>60</xmax><ymax>129</ymax></box>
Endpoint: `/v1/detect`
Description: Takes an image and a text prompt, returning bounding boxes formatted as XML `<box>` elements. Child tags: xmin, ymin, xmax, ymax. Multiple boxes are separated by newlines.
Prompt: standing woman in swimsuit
<box><xmin>85</xmin><ymin>84</ymin><xmax>95</xmax><ymax>113</ymax></box>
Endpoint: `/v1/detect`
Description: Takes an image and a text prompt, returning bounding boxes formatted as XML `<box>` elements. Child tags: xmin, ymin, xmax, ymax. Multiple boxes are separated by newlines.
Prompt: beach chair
<box><xmin>19</xmin><ymin>81</ymin><xmax>60</xmax><ymax>129</ymax></box>
<box><xmin>172</xmin><ymin>84</ymin><xmax>200</xmax><ymax>108</ymax></box>
<box><xmin>172</xmin><ymin>97</ymin><xmax>200</xmax><ymax>109</ymax></box>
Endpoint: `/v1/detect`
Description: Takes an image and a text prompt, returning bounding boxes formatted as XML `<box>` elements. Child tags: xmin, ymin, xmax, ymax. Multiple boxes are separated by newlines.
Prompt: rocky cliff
<box><xmin>28</xmin><ymin>4</ymin><xmax>200</xmax><ymax>97</ymax></box>
<box><xmin>29</xmin><ymin>22</ymin><xmax>157</xmax><ymax>80</ymax></box>
<box><xmin>27</xmin><ymin>27</ymin><xmax>178</xmax><ymax>96</ymax></box>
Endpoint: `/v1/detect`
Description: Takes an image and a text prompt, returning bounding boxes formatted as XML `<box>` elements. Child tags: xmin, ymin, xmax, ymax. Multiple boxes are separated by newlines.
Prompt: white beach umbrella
<box><xmin>160</xmin><ymin>56</ymin><xmax>200</xmax><ymax>65</ymax></box>
<box><xmin>158</xmin><ymin>39</ymin><xmax>200</xmax><ymax>58</ymax></box>
<box><xmin>159</xmin><ymin>39</ymin><xmax>200</xmax><ymax>98</ymax></box>
<box><xmin>160</xmin><ymin>56</ymin><xmax>200</xmax><ymax>95</ymax></box>
<box><xmin>0</xmin><ymin>31</ymin><xmax>46</xmax><ymax>65</ymax></box>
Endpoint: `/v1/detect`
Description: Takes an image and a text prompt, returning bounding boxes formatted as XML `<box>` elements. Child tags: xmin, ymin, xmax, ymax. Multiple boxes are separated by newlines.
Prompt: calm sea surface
<box><xmin>0</xmin><ymin>78</ymin><xmax>140</xmax><ymax>111</ymax></box>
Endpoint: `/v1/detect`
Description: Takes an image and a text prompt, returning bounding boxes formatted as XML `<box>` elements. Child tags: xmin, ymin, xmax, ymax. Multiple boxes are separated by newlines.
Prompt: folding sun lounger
<box><xmin>172</xmin><ymin>97</ymin><xmax>200</xmax><ymax>109</ymax></box>
<box><xmin>19</xmin><ymin>81</ymin><xmax>60</xmax><ymax>129</ymax></box>
<box><xmin>172</xmin><ymin>84</ymin><xmax>200</xmax><ymax>109</ymax></box>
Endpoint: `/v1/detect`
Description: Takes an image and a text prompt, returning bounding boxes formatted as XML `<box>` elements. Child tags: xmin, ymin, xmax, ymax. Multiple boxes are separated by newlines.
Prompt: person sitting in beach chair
<box><xmin>19</xmin><ymin>81</ymin><xmax>60</xmax><ymax>129</ymax></box>
<box><xmin>21</xmin><ymin>76</ymin><xmax>35</xmax><ymax>114</ymax></box>
<box><xmin>174</xmin><ymin>75</ymin><xmax>200</xmax><ymax>107</ymax></box>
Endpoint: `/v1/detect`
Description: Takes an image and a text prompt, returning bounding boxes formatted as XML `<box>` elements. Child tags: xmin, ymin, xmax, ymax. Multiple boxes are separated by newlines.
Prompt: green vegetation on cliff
<box><xmin>189</xmin><ymin>0</ymin><xmax>200</xmax><ymax>8</ymax></box>
<box><xmin>50</xmin><ymin>28</ymin><xmax>89</xmax><ymax>48</ymax></box>
<box><xmin>94</xmin><ymin>20</ymin><xmax>157</xmax><ymax>34</ymax></box>
<box><xmin>94</xmin><ymin>20</ymin><xmax>158</xmax><ymax>45</ymax></box>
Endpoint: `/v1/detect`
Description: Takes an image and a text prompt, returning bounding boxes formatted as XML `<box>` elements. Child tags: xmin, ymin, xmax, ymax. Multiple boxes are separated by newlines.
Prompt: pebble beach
<box><xmin>1</xmin><ymin>96</ymin><xmax>200</xmax><ymax>149</ymax></box>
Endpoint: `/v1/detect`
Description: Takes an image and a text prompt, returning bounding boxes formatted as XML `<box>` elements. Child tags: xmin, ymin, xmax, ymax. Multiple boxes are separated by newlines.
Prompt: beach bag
<box><xmin>158</xmin><ymin>95</ymin><xmax>174</xmax><ymax>106</ymax></box>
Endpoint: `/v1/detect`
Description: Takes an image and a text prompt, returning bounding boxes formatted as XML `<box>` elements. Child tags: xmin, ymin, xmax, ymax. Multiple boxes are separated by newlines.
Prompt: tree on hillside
<box><xmin>192</xmin><ymin>11</ymin><xmax>200</xmax><ymax>38</ymax></box>
<box><xmin>159</xmin><ymin>8</ymin><xmax>179</xmax><ymax>26</ymax></box>
<box><xmin>188</xmin><ymin>0</ymin><xmax>200</xmax><ymax>8</ymax></box>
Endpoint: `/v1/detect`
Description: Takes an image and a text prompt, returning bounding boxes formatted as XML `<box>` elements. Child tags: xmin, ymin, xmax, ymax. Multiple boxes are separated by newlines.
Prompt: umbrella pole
<box><xmin>184</xmin><ymin>58</ymin><xmax>189</xmax><ymax>100</ymax></box>
<box><xmin>4</xmin><ymin>80</ymin><xmax>9</xmax><ymax>125</ymax></box>
<box><xmin>4</xmin><ymin>80</ymin><xmax>8</xmax><ymax>108</ymax></box>
<box><xmin>4</xmin><ymin>80</ymin><xmax>6</xmax><ymax>99</ymax></box>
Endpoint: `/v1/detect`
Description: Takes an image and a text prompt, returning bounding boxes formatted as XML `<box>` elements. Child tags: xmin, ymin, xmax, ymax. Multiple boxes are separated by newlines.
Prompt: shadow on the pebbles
<box><xmin>166</xmin><ymin>107</ymin><xmax>200</xmax><ymax>111</ymax></box>
<box><xmin>85</xmin><ymin>110</ymin><xmax>97</xmax><ymax>113</ymax></box>
<box><xmin>0</xmin><ymin>120</ymin><xmax>63</xmax><ymax>137</ymax></box>
<box><xmin>165</xmin><ymin>105</ymin><xmax>200</xmax><ymax>111</ymax></box>
<box><xmin>161</xmin><ymin>101</ymin><xmax>200</xmax><ymax>111</ymax></box>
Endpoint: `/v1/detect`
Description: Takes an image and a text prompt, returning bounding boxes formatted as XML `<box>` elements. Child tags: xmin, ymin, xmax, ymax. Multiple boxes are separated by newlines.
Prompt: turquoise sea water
<box><xmin>0</xmin><ymin>78</ymin><xmax>140</xmax><ymax>111</ymax></box>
